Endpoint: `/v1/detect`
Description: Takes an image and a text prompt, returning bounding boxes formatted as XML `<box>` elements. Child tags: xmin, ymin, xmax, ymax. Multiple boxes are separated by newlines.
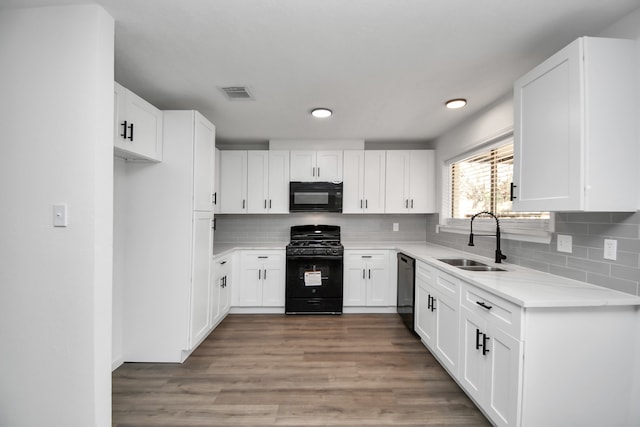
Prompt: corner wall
<box><xmin>0</xmin><ymin>5</ymin><xmax>114</xmax><ymax>426</ymax></box>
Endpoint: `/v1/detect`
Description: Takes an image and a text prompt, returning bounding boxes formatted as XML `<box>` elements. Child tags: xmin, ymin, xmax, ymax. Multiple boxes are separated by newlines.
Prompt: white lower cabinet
<box><xmin>414</xmin><ymin>261</ymin><xmax>460</xmax><ymax>376</ymax></box>
<box><xmin>187</xmin><ymin>212</ymin><xmax>215</xmax><ymax>349</ymax></box>
<box><xmin>343</xmin><ymin>250</ymin><xmax>392</xmax><ymax>308</ymax></box>
<box><xmin>417</xmin><ymin>262</ymin><xmax>639</xmax><ymax>427</ymax></box>
<box><xmin>459</xmin><ymin>305</ymin><xmax>521</xmax><ymax>427</ymax></box>
<box><xmin>238</xmin><ymin>250</ymin><xmax>285</xmax><ymax>308</ymax></box>
<box><xmin>210</xmin><ymin>254</ymin><xmax>232</xmax><ymax>327</ymax></box>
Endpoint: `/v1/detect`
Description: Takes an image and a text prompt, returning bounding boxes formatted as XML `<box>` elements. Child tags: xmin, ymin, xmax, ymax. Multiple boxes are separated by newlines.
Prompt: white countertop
<box><xmin>213</xmin><ymin>241</ymin><xmax>640</xmax><ymax>309</ymax></box>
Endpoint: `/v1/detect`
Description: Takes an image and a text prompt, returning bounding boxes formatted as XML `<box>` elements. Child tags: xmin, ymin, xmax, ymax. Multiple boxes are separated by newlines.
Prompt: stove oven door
<box><xmin>285</xmin><ymin>255</ymin><xmax>343</xmax><ymax>314</ymax></box>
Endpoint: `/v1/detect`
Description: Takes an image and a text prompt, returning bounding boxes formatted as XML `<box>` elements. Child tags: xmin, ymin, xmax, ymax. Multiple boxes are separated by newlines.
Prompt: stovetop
<box><xmin>287</xmin><ymin>225</ymin><xmax>343</xmax><ymax>256</ymax></box>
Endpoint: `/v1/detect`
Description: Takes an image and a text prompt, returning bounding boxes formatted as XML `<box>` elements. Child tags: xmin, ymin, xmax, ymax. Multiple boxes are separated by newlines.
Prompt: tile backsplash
<box><xmin>214</xmin><ymin>214</ymin><xmax>428</xmax><ymax>243</ymax></box>
<box><xmin>426</xmin><ymin>212</ymin><xmax>640</xmax><ymax>296</ymax></box>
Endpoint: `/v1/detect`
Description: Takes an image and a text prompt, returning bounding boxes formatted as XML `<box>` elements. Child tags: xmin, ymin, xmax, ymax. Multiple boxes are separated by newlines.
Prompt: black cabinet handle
<box><xmin>258</xmin><ymin>270</ymin><xmax>261</xmax><ymax>280</ymax></box>
<box><xmin>482</xmin><ymin>334</ymin><xmax>490</xmax><ymax>355</ymax></box>
<box><xmin>365</xmin><ymin>200</ymin><xmax>368</xmax><ymax>209</ymax></box>
<box><xmin>212</xmin><ymin>217</ymin><xmax>216</xmax><ymax>231</ymax></box>
<box><xmin>213</xmin><ymin>192</ymin><xmax>217</xmax><ymax>205</ymax></box>
<box><xmin>476</xmin><ymin>301</ymin><xmax>493</xmax><ymax>310</ymax></box>
<box><xmin>269</xmin><ymin>200</ymin><xmax>272</xmax><ymax>209</ymax></box>
<box><xmin>362</xmin><ymin>255</ymin><xmax>372</xmax><ymax>259</ymax></box>
<box><xmin>430</xmin><ymin>296</ymin><xmax>436</xmax><ymax>312</ymax></box>
<box><xmin>475</xmin><ymin>328</ymin><xmax>482</xmax><ymax>350</ymax></box>
<box><xmin>510</xmin><ymin>182</ymin><xmax>517</xmax><ymax>201</ymax></box>
<box><xmin>362</xmin><ymin>269</ymin><xmax>366</xmax><ymax>279</ymax></box>
<box><xmin>263</xmin><ymin>269</ymin><xmax>267</xmax><ymax>280</ymax></box>
<box><xmin>242</xmin><ymin>200</ymin><xmax>245</xmax><ymax>209</ymax></box>
<box><xmin>405</xmin><ymin>199</ymin><xmax>409</xmax><ymax>208</ymax></box>
<box><xmin>368</xmin><ymin>269</ymin><xmax>371</xmax><ymax>279</ymax></box>
<box><xmin>264</xmin><ymin>199</ymin><xmax>267</xmax><ymax>209</ymax></box>
<box><xmin>120</xmin><ymin>121</ymin><xmax>134</xmax><ymax>141</ymax></box>
<box><xmin>317</xmin><ymin>167</ymin><xmax>320</xmax><ymax>177</ymax></box>
<box><xmin>360</xmin><ymin>200</ymin><xmax>363</xmax><ymax>208</ymax></box>
<box><xmin>410</xmin><ymin>199</ymin><xmax>414</xmax><ymax>208</ymax></box>
<box><xmin>220</xmin><ymin>260</ymin><xmax>227</xmax><ymax>265</ymax></box>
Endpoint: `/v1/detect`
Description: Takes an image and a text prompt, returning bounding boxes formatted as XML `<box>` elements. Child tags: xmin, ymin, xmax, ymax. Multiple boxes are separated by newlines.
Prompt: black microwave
<box><xmin>289</xmin><ymin>181</ymin><xmax>343</xmax><ymax>213</ymax></box>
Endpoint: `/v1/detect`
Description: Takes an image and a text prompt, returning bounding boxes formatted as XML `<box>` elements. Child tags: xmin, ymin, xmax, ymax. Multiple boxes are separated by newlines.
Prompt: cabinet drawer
<box><xmin>345</xmin><ymin>251</ymin><xmax>388</xmax><ymax>263</ymax></box>
<box><xmin>416</xmin><ymin>262</ymin><xmax>460</xmax><ymax>303</ymax></box>
<box><xmin>461</xmin><ymin>283</ymin><xmax>522</xmax><ymax>339</ymax></box>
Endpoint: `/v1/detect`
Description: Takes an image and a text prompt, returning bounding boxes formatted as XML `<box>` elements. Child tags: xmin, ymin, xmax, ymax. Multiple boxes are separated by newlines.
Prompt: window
<box><xmin>442</xmin><ymin>136</ymin><xmax>551</xmax><ymax>241</ymax></box>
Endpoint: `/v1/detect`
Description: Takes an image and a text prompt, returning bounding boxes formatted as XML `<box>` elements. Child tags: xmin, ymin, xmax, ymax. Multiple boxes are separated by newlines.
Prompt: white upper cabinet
<box><xmin>114</xmin><ymin>82</ymin><xmax>163</xmax><ymax>162</ymax></box>
<box><xmin>247</xmin><ymin>151</ymin><xmax>290</xmax><ymax>213</ymax></box>
<box><xmin>213</xmin><ymin>148</ymin><xmax>221</xmax><ymax>214</ymax></box>
<box><xmin>343</xmin><ymin>150</ymin><xmax>386</xmax><ymax>214</ymax></box>
<box><xmin>192</xmin><ymin>114</ymin><xmax>216</xmax><ymax>211</ymax></box>
<box><xmin>219</xmin><ymin>151</ymin><xmax>248</xmax><ymax>213</ymax></box>
<box><xmin>290</xmin><ymin>150</ymin><xmax>343</xmax><ymax>181</ymax></box>
<box><xmin>385</xmin><ymin>150</ymin><xmax>435</xmax><ymax>213</ymax></box>
<box><xmin>513</xmin><ymin>37</ymin><xmax>637</xmax><ymax>212</ymax></box>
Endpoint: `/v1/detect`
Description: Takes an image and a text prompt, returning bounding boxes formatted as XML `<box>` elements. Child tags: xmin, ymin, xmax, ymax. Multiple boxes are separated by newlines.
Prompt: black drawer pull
<box><xmin>476</xmin><ymin>301</ymin><xmax>493</xmax><ymax>310</ymax></box>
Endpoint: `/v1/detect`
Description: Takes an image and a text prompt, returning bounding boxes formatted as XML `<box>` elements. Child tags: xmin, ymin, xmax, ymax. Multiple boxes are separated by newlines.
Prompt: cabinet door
<box><xmin>415</xmin><ymin>281</ymin><xmax>436</xmax><ymax>347</ymax></box>
<box><xmin>385</xmin><ymin>151</ymin><xmax>409</xmax><ymax>213</ymax></box>
<box><xmin>408</xmin><ymin>150</ymin><xmax>435</xmax><ymax>213</ymax></box>
<box><xmin>210</xmin><ymin>262</ymin><xmax>222</xmax><ymax>326</ymax></box>
<box><xmin>343</xmin><ymin>260</ymin><xmax>367</xmax><ymax>306</ymax></box>
<box><xmin>238</xmin><ymin>254</ymin><xmax>263</xmax><ymax>306</ymax></box>
<box><xmin>513</xmin><ymin>40</ymin><xmax>581</xmax><ymax>212</ymax></box>
<box><xmin>247</xmin><ymin>151</ymin><xmax>269</xmax><ymax>213</ymax></box>
<box><xmin>342</xmin><ymin>151</ymin><xmax>365</xmax><ymax>213</ymax></box>
<box><xmin>214</xmin><ymin>148</ymin><xmax>221</xmax><ymax>214</ymax></box>
<box><xmin>290</xmin><ymin>151</ymin><xmax>316</xmax><ymax>181</ymax></box>
<box><xmin>262</xmin><ymin>255</ymin><xmax>285</xmax><ymax>307</ymax></box>
<box><xmin>434</xmin><ymin>293</ymin><xmax>459</xmax><ymax>375</ymax></box>
<box><xmin>365</xmin><ymin>255</ymin><xmax>389</xmax><ymax>306</ymax></box>
<box><xmin>219</xmin><ymin>268</ymin><xmax>231</xmax><ymax>315</ymax></box>
<box><xmin>188</xmin><ymin>212</ymin><xmax>213</xmax><ymax>348</ymax></box>
<box><xmin>459</xmin><ymin>305</ymin><xmax>486</xmax><ymax>404</ymax></box>
<box><xmin>193</xmin><ymin>113</ymin><xmax>215</xmax><ymax>211</ymax></box>
<box><xmin>114</xmin><ymin>83</ymin><xmax>163</xmax><ymax>162</ymax></box>
<box><xmin>267</xmin><ymin>151</ymin><xmax>290</xmax><ymax>213</ymax></box>
<box><xmin>316</xmin><ymin>151</ymin><xmax>343</xmax><ymax>181</ymax></box>
<box><xmin>485</xmin><ymin>327</ymin><xmax>522</xmax><ymax>427</ymax></box>
<box><xmin>219</xmin><ymin>151</ymin><xmax>247</xmax><ymax>213</ymax></box>
<box><xmin>363</xmin><ymin>150</ymin><xmax>386</xmax><ymax>213</ymax></box>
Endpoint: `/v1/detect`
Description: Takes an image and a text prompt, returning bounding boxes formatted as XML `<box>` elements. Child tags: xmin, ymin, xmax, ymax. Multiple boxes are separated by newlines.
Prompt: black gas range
<box><xmin>285</xmin><ymin>225</ymin><xmax>344</xmax><ymax>314</ymax></box>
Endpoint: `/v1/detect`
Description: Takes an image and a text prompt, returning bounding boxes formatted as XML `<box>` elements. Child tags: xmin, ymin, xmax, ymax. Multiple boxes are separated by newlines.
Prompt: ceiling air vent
<box><xmin>219</xmin><ymin>86</ymin><xmax>254</xmax><ymax>101</ymax></box>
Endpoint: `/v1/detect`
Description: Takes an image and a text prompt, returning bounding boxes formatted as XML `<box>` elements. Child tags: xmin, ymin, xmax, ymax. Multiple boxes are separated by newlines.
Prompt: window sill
<box><xmin>436</xmin><ymin>224</ymin><xmax>552</xmax><ymax>244</ymax></box>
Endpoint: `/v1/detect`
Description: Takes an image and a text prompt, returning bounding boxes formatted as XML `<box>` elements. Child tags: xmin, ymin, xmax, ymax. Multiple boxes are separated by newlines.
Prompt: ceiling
<box><xmin>3</xmin><ymin>0</ymin><xmax>640</xmax><ymax>144</ymax></box>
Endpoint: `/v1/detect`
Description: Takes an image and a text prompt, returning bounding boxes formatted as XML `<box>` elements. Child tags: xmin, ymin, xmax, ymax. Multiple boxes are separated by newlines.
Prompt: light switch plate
<box><xmin>53</xmin><ymin>204</ymin><xmax>68</xmax><ymax>227</ymax></box>
<box><xmin>393</xmin><ymin>223</ymin><xmax>399</xmax><ymax>232</ymax></box>
<box><xmin>557</xmin><ymin>234</ymin><xmax>572</xmax><ymax>253</ymax></box>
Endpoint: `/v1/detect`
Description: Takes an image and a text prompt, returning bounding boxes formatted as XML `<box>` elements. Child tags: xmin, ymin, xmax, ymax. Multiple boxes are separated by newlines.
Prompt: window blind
<box><xmin>448</xmin><ymin>142</ymin><xmax>548</xmax><ymax>220</ymax></box>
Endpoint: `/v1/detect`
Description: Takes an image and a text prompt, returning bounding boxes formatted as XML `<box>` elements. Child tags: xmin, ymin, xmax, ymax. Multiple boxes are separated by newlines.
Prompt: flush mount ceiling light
<box><xmin>445</xmin><ymin>98</ymin><xmax>467</xmax><ymax>109</ymax></box>
<box><xmin>311</xmin><ymin>108</ymin><xmax>332</xmax><ymax>118</ymax></box>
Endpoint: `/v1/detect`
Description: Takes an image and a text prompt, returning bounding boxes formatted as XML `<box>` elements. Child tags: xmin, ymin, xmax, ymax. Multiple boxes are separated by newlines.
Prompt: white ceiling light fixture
<box><xmin>445</xmin><ymin>98</ymin><xmax>467</xmax><ymax>109</ymax></box>
<box><xmin>311</xmin><ymin>108</ymin><xmax>332</xmax><ymax>118</ymax></box>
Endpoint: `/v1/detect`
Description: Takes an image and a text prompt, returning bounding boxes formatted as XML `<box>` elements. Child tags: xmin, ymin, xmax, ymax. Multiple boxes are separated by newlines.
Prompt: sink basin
<box><xmin>458</xmin><ymin>265</ymin><xmax>506</xmax><ymax>272</ymax></box>
<box><xmin>438</xmin><ymin>258</ymin><xmax>488</xmax><ymax>267</ymax></box>
<box><xmin>437</xmin><ymin>258</ymin><xmax>506</xmax><ymax>272</ymax></box>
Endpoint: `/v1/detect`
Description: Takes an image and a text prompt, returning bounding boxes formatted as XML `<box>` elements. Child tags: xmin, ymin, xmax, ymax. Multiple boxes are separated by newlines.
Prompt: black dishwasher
<box><xmin>396</xmin><ymin>253</ymin><xmax>417</xmax><ymax>334</ymax></box>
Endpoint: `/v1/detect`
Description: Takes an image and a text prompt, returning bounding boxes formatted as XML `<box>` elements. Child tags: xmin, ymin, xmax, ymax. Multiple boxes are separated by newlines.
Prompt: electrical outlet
<box><xmin>557</xmin><ymin>234</ymin><xmax>572</xmax><ymax>253</ymax></box>
<box><xmin>393</xmin><ymin>223</ymin><xmax>399</xmax><ymax>232</ymax></box>
<box><xmin>604</xmin><ymin>239</ymin><xmax>617</xmax><ymax>260</ymax></box>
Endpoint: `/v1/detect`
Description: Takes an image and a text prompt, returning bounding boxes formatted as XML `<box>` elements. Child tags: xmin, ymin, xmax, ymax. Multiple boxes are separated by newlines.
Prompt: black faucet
<box><xmin>468</xmin><ymin>211</ymin><xmax>507</xmax><ymax>264</ymax></box>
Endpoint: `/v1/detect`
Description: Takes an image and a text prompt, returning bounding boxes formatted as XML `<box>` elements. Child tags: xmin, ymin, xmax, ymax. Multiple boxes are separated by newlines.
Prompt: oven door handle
<box><xmin>287</xmin><ymin>255</ymin><xmax>343</xmax><ymax>261</ymax></box>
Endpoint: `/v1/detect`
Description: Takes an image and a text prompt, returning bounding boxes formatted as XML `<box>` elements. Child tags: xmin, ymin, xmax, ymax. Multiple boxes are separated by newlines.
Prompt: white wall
<box><xmin>0</xmin><ymin>5</ymin><xmax>114</xmax><ymax>426</ymax></box>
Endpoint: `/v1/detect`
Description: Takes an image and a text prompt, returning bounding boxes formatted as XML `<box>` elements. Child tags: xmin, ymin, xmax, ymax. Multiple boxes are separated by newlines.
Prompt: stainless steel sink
<box><xmin>437</xmin><ymin>258</ymin><xmax>506</xmax><ymax>272</ymax></box>
<box><xmin>458</xmin><ymin>265</ymin><xmax>506</xmax><ymax>272</ymax></box>
<box><xmin>438</xmin><ymin>258</ymin><xmax>488</xmax><ymax>267</ymax></box>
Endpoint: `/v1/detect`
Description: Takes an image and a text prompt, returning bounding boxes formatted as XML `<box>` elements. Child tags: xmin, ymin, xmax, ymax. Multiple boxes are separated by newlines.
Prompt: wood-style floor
<box><xmin>112</xmin><ymin>314</ymin><xmax>491</xmax><ymax>426</ymax></box>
